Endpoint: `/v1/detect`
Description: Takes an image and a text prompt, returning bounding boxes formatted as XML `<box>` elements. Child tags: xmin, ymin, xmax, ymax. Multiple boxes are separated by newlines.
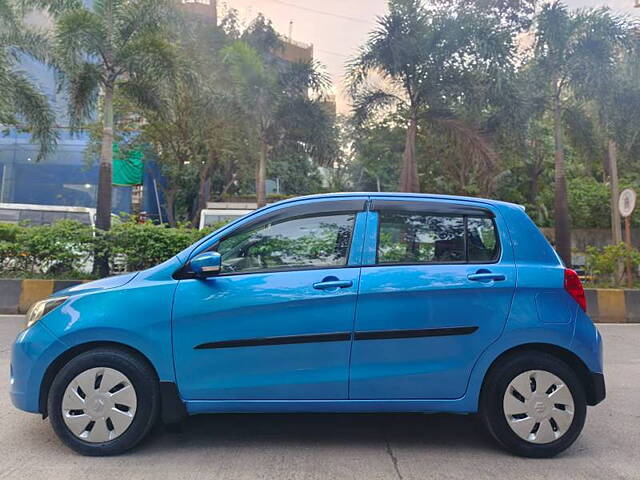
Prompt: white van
<box><xmin>0</xmin><ymin>203</ymin><xmax>96</xmax><ymax>227</ymax></box>
<box><xmin>199</xmin><ymin>202</ymin><xmax>259</xmax><ymax>230</ymax></box>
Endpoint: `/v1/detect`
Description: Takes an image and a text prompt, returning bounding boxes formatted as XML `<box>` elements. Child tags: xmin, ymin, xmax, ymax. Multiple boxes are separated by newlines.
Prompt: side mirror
<box><xmin>190</xmin><ymin>252</ymin><xmax>222</xmax><ymax>278</ymax></box>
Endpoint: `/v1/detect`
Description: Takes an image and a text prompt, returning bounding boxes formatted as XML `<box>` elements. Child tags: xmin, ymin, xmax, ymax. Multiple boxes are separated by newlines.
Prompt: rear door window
<box><xmin>378</xmin><ymin>212</ymin><xmax>465</xmax><ymax>264</ymax></box>
<box><xmin>377</xmin><ymin>209</ymin><xmax>500</xmax><ymax>265</ymax></box>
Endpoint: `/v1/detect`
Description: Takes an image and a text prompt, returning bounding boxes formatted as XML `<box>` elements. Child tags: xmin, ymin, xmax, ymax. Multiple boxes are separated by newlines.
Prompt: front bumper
<box><xmin>588</xmin><ymin>372</ymin><xmax>606</xmax><ymax>406</ymax></box>
<box><xmin>10</xmin><ymin>321</ymin><xmax>67</xmax><ymax>414</ymax></box>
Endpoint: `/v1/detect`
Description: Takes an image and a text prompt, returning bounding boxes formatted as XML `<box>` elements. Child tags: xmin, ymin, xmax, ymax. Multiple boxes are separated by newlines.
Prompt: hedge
<box><xmin>0</xmin><ymin>220</ymin><xmax>224</xmax><ymax>279</ymax></box>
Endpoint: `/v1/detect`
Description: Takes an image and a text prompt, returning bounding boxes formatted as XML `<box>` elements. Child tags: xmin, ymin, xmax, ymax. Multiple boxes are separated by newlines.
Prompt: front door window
<box><xmin>217</xmin><ymin>213</ymin><xmax>356</xmax><ymax>274</ymax></box>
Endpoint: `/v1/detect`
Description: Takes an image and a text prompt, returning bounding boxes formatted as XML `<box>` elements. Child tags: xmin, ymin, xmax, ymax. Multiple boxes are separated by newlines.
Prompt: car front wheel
<box><xmin>47</xmin><ymin>347</ymin><xmax>160</xmax><ymax>456</ymax></box>
<box><xmin>480</xmin><ymin>351</ymin><xmax>587</xmax><ymax>458</ymax></box>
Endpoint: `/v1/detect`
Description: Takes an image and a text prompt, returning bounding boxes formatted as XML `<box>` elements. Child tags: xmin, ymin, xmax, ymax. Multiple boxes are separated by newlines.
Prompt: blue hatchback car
<box><xmin>10</xmin><ymin>193</ymin><xmax>605</xmax><ymax>457</ymax></box>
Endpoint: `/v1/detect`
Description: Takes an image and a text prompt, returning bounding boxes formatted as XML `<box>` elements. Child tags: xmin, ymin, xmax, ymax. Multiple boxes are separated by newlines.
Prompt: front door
<box><xmin>350</xmin><ymin>198</ymin><xmax>516</xmax><ymax>400</ymax></box>
<box><xmin>173</xmin><ymin>204</ymin><xmax>365</xmax><ymax>400</ymax></box>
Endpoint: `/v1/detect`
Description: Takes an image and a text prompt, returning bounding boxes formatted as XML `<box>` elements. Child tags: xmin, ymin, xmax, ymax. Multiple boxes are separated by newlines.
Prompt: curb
<box><xmin>585</xmin><ymin>288</ymin><xmax>640</xmax><ymax>324</ymax></box>
<box><xmin>0</xmin><ymin>279</ymin><xmax>86</xmax><ymax>314</ymax></box>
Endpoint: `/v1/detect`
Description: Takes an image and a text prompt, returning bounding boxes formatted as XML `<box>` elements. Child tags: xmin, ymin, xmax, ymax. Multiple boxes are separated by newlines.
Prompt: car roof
<box><xmin>270</xmin><ymin>192</ymin><xmax>522</xmax><ymax>210</ymax></box>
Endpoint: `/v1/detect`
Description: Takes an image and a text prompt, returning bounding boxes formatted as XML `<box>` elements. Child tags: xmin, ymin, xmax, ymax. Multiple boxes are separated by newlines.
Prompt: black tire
<box><xmin>479</xmin><ymin>351</ymin><xmax>587</xmax><ymax>458</ymax></box>
<box><xmin>47</xmin><ymin>347</ymin><xmax>160</xmax><ymax>456</ymax></box>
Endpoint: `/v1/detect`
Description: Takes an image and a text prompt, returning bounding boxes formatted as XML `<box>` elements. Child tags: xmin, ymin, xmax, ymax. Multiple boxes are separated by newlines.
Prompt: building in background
<box><xmin>0</xmin><ymin>0</ymin><xmax>321</xmax><ymax>219</ymax></box>
<box><xmin>0</xmin><ymin>3</ymin><xmax>165</xmax><ymax>220</ymax></box>
<box><xmin>179</xmin><ymin>0</ymin><xmax>217</xmax><ymax>24</ymax></box>
<box><xmin>278</xmin><ymin>36</ymin><xmax>314</xmax><ymax>63</ymax></box>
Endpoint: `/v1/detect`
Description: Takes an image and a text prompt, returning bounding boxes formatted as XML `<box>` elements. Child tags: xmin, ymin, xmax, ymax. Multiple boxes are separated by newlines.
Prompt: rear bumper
<box><xmin>588</xmin><ymin>372</ymin><xmax>606</xmax><ymax>406</ymax></box>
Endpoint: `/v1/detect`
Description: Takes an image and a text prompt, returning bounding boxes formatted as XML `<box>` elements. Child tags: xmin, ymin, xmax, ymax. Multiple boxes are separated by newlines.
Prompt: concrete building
<box><xmin>278</xmin><ymin>36</ymin><xmax>314</xmax><ymax>63</ymax></box>
<box><xmin>179</xmin><ymin>0</ymin><xmax>217</xmax><ymax>24</ymax></box>
<box><xmin>178</xmin><ymin>0</ymin><xmax>314</xmax><ymax>64</ymax></box>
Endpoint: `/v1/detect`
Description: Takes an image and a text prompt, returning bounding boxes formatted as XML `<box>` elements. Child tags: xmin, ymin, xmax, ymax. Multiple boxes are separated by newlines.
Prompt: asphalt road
<box><xmin>1</xmin><ymin>316</ymin><xmax>639</xmax><ymax>480</ymax></box>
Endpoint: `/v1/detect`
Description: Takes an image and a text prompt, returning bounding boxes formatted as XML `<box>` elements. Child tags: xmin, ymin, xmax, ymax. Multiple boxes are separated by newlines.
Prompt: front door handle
<box><xmin>467</xmin><ymin>272</ymin><xmax>506</xmax><ymax>282</ymax></box>
<box><xmin>313</xmin><ymin>280</ymin><xmax>353</xmax><ymax>290</ymax></box>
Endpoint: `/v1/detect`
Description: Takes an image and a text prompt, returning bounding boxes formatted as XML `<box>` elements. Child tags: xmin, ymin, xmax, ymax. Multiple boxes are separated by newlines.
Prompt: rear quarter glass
<box><xmin>496</xmin><ymin>203</ymin><xmax>562</xmax><ymax>267</ymax></box>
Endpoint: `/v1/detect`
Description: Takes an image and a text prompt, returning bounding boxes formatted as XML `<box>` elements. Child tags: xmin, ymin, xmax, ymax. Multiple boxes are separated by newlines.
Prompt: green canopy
<box><xmin>113</xmin><ymin>144</ymin><xmax>144</xmax><ymax>186</ymax></box>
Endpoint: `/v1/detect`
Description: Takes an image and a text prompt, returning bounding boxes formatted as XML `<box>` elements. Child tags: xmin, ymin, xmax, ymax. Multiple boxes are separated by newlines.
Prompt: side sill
<box><xmin>184</xmin><ymin>399</ymin><xmax>474</xmax><ymax>415</ymax></box>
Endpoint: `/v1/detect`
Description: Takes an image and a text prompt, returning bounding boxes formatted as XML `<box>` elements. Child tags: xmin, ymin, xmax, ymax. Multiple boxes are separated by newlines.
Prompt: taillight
<box><xmin>564</xmin><ymin>269</ymin><xmax>587</xmax><ymax>312</ymax></box>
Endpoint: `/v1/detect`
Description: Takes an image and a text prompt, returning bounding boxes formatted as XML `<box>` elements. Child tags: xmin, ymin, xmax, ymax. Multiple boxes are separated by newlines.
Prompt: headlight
<box><xmin>25</xmin><ymin>297</ymin><xmax>69</xmax><ymax>329</ymax></box>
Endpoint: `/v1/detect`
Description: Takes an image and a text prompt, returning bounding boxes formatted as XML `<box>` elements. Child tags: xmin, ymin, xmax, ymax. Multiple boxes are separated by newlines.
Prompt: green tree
<box><xmin>130</xmin><ymin>10</ymin><xmax>250</xmax><ymax>226</ymax></box>
<box><xmin>435</xmin><ymin>0</ymin><xmax>538</xmax><ymax>31</ymax></box>
<box><xmin>349</xmin><ymin>117</ymin><xmax>404</xmax><ymax>192</ymax></box>
<box><xmin>592</xmin><ymin>25</ymin><xmax>639</xmax><ymax>243</ymax></box>
<box><xmin>347</xmin><ymin>0</ymin><xmax>515</xmax><ymax>193</ymax></box>
<box><xmin>268</xmin><ymin>143</ymin><xmax>324</xmax><ymax>196</ymax></box>
<box><xmin>222</xmin><ymin>21</ymin><xmax>332</xmax><ymax>207</ymax></box>
<box><xmin>43</xmin><ymin>0</ymin><xmax>175</xmax><ymax>236</ymax></box>
<box><xmin>568</xmin><ymin>176</ymin><xmax>610</xmax><ymax>229</ymax></box>
<box><xmin>532</xmin><ymin>2</ymin><xmax>628</xmax><ymax>265</ymax></box>
<box><xmin>0</xmin><ymin>0</ymin><xmax>56</xmax><ymax>159</ymax></box>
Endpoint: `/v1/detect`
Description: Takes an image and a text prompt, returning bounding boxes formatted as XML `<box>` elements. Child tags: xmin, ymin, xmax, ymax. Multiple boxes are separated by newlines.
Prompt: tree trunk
<box><xmin>527</xmin><ymin>151</ymin><xmax>544</xmax><ymax>206</ymax></box>
<box><xmin>94</xmin><ymin>83</ymin><xmax>114</xmax><ymax>277</ymax></box>
<box><xmin>218</xmin><ymin>170</ymin><xmax>237</xmax><ymax>200</ymax></box>
<box><xmin>553</xmin><ymin>96</ymin><xmax>572</xmax><ymax>267</ymax></box>
<box><xmin>164</xmin><ymin>187</ymin><xmax>177</xmax><ymax>227</ymax></box>
<box><xmin>192</xmin><ymin>161</ymin><xmax>213</xmax><ymax>228</ymax></box>
<box><xmin>528</xmin><ymin>165</ymin><xmax>541</xmax><ymax>205</ymax></box>
<box><xmin>608</xmin><ymin>140</ymin><xmax>622</xmax><ymax>245</ymax></box>
<box><xmin>97</xmin><ymin>84</ymin><xmax>114</xmax><ymax>231</ymax></box>
<box><xmin>400</xmin><ymin>115</ymin><xmax>420</xmax><ymax>193</ymax></box>
<box><xmin>256</xmin><ymin>139</ymin><xmax>268</xmax><ymax>208</ymax></box>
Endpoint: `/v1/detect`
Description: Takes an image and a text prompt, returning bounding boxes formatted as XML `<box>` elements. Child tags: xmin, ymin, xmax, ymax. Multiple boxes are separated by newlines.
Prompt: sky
<box><xmin>222</xmin><ymin>0</ymin><xmax>638</xmax><ymax>113</ymax></box>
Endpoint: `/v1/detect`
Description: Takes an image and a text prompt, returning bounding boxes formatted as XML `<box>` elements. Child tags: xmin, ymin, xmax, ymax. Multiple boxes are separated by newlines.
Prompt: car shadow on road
<box><xmin>141</xmin><ymin>412</ymin><xmax>497</xmax><ymax>454</ymax></box>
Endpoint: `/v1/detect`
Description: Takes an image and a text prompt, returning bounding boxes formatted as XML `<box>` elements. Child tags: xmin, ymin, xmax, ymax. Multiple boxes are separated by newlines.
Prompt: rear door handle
<box><xmin>313</xmin><ymin>280</ymin><xmax>353</xmax><ymax>290</ymax></box>
<box><xmin>467</xmin><ymin>273</ymin><xmax>506</xmax><ymax>282</ymax></box>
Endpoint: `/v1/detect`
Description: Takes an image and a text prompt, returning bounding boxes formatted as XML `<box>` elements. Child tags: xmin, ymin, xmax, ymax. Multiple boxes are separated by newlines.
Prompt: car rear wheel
<box><xmin>47</xmin><ymin>347</ymin><xmax>160</xmax><ymax>456</ymax></box>
<box><xmin>480</xmin><ymin>351</ymin><xmax>587</xmax><ymax>458</ymax></box>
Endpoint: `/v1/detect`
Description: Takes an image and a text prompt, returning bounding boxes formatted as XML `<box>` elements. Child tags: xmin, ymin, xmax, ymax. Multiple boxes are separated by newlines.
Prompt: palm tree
<box><xmin>222</xmin><ymin>36</ymin><xmax>331</xmax><ymax>207</ymax></box>
<box><xmin>347</xmin><ymin>0</ymin><xmax>515</xmax><ymax>193</ymax></box>
<box><xmin>589</xmin><ymin>20</ymin><xmax>637</xmax><ymax>245</ymax></box>
<box><xmin>533</xmin><ymin>2</ymin><xmax>629</xmax><ymax>266</ymax></box>
<box><xmin>42</xmin><ymin>0</ymin><xmax>175</xmax><ymax>233</ymax></box>
<box><xmin>0</xmin><ymin>0</ymin><xmax>56</xmax><ymax>160</ymax></box>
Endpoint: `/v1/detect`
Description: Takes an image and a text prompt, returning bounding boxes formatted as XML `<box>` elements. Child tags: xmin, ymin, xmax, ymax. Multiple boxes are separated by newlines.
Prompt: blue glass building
<box><xmin>0</xmin><ymin>8</ymin><xmax>163</xmax><ymax>218</ymax></box>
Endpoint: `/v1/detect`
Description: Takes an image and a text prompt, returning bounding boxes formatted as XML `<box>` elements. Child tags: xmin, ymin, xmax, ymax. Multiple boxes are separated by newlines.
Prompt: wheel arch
<box><xmin>38</xmin><ymin>341</ymin><xmax>159</xmax><ymax>417</ymax></box>
<box><xmin>480</xmin><ymin>343</ymin><xmax>601</xmax><ymax>406</ymax></box>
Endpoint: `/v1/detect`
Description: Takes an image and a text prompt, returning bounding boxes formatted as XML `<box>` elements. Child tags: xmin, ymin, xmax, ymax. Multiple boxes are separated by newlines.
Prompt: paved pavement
<box><xmin>1</xmin><ymin>315</ymin><xmax>639</xmax><ymax>480</ymax></box>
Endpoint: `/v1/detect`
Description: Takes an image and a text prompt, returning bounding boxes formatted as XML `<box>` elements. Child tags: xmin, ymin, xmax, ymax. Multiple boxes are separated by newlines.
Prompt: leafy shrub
<box><xmin>0</xmin><ymin>219</ymin><xmax>229</xmax><ymax>279</ymax></box>
<box><xmin>0</xmin><ymin>223</ymin><xmax>23</xmax><ymax>273</ymax></box>
<box><xmin>0</xmin><ymin>221</ymin><xmax>93</xmax><ymax>278</ymax></box>
<box><xmin>586</xmin><ymin>243</ymin><xmax>640</xmax><ymax>287</ymax></box>
<box><xmin>100</xmin><ymin>222</ymin><xmax>210</xmax><ymax>272</ymax></box>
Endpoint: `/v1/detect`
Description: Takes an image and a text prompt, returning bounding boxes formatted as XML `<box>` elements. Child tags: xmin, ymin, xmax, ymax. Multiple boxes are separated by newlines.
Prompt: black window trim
<box><xmin>229</xmin><ymin>199</ymin><xmax>367</xmax><ymax>236</ymax></box>
<box><xmin>374</xmin><ymin>207</ymin><xmax>502</xmax><ymax>267</ymax></box>
<box><xmin>371</xmin><ymin>199</ymin><xmax>495</xmax><ymax>218</ymax></box>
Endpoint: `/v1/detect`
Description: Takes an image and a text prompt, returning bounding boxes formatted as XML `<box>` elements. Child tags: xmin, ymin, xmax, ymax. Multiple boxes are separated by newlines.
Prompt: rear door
<box><xmin>350</xmin><ymin>198</ymin><xmax>516</xmax><ymax>400</ymax></box>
